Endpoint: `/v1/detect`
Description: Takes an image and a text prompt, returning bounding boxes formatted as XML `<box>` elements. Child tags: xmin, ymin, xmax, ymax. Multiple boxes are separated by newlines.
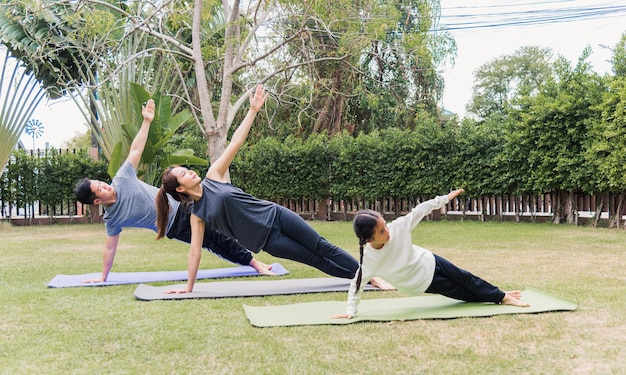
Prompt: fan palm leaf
<box><xmin>0</xmin><ymin>46</ymin><xmax>46</xmax><ymax>176</ymax></box>
<box><xmin>66</xmin><ymin>31</ymin><xmax>192</xmax><ymax>178</ymax></box>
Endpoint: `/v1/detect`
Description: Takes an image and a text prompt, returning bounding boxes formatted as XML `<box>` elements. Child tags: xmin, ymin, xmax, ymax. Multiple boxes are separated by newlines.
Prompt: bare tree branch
<box><xmin>69</xmin><ymin>0</ymin><xmax>194</xmax><ymax>56</ymax></box>
<box><xmin>192</xmin><ymin>0</ymin><xmax>216</xmax><ymax>133</ymax></box>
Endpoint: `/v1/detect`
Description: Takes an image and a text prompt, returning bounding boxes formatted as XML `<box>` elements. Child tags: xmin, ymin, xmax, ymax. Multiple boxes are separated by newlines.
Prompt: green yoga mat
<box><xmin>243</xmin><ymin>287</ymin><xmax>578</xmax><ymax>327</ymax></box>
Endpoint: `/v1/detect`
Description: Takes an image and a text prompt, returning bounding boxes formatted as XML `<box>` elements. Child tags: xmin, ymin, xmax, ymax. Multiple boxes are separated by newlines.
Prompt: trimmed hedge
<box><xmin>0</xmin><ymin>149</ymin><xmax>109</xmax><ymax>217</ymax></box>
<box><xmin>231</xmin><ymin>127</ymin><xmax>459</xmax><ymax>202</ymax></box>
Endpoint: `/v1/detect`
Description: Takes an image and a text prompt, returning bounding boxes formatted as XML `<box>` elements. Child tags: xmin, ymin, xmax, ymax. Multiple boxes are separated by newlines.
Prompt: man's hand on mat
<box><xmin>250</xmin><ymin>259</ymin><xmax>275</xmax><ymax>275</ymax></box>
<box><xmin>82</xmin><ymin>277</ymin><xmax>105</xmax><ymax>283</ymax></box>
<box><xmin>163</xmin><ymin>288</ymin><xmax>191</xmax><ymax>294</ymax></box>
<box><xmin>369</xmin><ymin>277</ymin><xmax>395</xmax><ymax>290</ymax></box>
<box><xmin>332</xmin><ymin>314</ymin><xmax>354</xmax><ymax>320</ymax></box>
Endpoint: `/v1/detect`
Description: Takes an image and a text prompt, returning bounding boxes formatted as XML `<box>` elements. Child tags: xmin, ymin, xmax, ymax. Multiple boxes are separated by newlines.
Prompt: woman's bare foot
<box><xmin>249</xmin><ymin>259</ymin><xmax>275</xmax><ymax>275</ymax></box>
<box><xmin>369</xmin><ymin>277</ymin><xmax>395</xmax><ymax>290</ymax></box>
<box><xmin>501</xmin><ymin>291</ymin><xmax>529</xmax><ymax>307</ymax></box>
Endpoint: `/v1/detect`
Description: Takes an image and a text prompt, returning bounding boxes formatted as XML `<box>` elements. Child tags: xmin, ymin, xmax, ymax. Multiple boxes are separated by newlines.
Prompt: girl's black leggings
<box><xmin>425</xmin><ymin>254</ymin><xmax>505</xmax><ymax>303</ymax></box>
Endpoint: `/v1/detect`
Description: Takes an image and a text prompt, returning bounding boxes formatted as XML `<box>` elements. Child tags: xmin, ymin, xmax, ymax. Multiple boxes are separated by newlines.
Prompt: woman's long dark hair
<box><xmin>156</xmin><ymin>166</ymin><xmax>193</xmax><ymax>239</ymax></box>
<box><xmin>352</xmin><ymin>209</ymin><xmax>382</xmax><ymax>292</ymax></box>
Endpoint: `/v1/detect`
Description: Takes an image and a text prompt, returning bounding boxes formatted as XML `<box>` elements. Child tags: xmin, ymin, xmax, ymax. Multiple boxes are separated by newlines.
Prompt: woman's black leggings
<box><xmin>262</xmin><ymin>206</ymin><xmax>359</xmax><ymax>279</ymax></box>
<box><xmin>425</xmin><ymin>254</ymin><xmax>505</xmax><ymax>303</ymax></box>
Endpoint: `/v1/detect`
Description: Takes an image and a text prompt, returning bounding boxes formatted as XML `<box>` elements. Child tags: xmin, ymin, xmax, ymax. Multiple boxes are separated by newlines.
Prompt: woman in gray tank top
<box><xmin>156</xmin><ymin>85</ymin><xmax>390</xmax><ymax>294</ymax></box>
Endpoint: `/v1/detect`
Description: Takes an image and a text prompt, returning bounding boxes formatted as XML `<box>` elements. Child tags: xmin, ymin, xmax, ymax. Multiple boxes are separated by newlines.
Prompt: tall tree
<box><xmin>508</xmin><ymin>50</ymin><xmax>605</xmax><ymax>224</ymax></box>
<box><xmin>0</xmin><ymin>1</ymin><xmax>87</xmax><ymax>99</ymax></box>
<box><xmin>467</xmin><ymin>46</ymin><xmax>554</xmax><ymax>121</ymax></box>
<box><xmin>348</xmin><ymin>0</ymin><xmax>456</xmax><ymax>133</ymax></box>
<box><xmin>610</xmin><ymin>32</ymin><xmax>626</xmax><ymax>77</ymax></box>
<box><xmin>584</xmin><ymin>36</ymin><xmax>626</xmax><ymax>226</ymax></box>
<box><xmin>1</xmin><ymin>0</ymin><xmax>454</xmax><ymax>165</ymax></box>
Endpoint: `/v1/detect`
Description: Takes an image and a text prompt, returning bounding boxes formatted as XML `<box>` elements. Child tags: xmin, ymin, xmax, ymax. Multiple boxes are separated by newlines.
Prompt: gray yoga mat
<box><xmin>243</xmin><ymin>287</ymin><xmax>579</xmax><ymax>327</ymax></box>
<box><xmin>133</xmin><ymin>277</ymin><xmax>383</xmax><ymax>300</ymax></box>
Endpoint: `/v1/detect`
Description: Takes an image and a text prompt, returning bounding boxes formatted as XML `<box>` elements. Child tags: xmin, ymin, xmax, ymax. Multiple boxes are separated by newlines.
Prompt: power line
<box><xmin>438</xmin><ymin>2</ymin><xmax>626</xmax><ymax>31</ymax></box>
<box><xmin>442</xmin><ymin>0</ymin><xmax>610</xmax><ymax>12</ymax></box>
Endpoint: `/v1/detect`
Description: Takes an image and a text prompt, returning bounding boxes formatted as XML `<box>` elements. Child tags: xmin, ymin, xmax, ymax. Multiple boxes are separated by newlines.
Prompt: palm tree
<box><xmin>1</xmin><ymin>2</ymin><xmax>199</xmax><ymax>181</ymax></box>
<box><xmin>0</xmin><ymin>46</ymin><xmax>46</xmax><ymax>176</ymax></box>
<box><xmin>65</xmin><ymin>31</ymin><xmax>193</xmax><ymax>179</ymax></box>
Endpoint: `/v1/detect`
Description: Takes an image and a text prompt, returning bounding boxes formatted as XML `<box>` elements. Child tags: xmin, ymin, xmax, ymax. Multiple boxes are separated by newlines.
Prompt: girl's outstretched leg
<box><xmin>427</xmin><ymin>254</ymin><xmax>528</xmax><ymax>306</ymax></box>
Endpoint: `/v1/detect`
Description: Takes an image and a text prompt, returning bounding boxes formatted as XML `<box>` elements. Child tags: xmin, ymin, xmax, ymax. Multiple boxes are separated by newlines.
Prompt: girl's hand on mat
<box><xmin>332</xmin><ymin>314</ymin><xmax>354</xmax><ymax>320</ymax></box>
<box><xmin>163</xmin><ymin>289</ymin><xmax>190</xmax><ymax>294</ymax></box>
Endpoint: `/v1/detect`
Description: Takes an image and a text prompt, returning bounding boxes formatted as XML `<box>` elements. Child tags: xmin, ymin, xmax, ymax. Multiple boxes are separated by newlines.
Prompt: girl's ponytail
<box><xmin>352</xmin><ymin>209</ymin><xmax>381</xmax><ymax>291</ymax></box>
<box><xmin>354</xmin><ymin>239</ymin><xmax>366</xmax><ymax>293</ymax></box>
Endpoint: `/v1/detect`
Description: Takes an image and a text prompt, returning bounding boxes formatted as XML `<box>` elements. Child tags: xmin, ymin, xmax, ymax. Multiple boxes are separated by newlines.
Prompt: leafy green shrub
<box><xmin>0</xmin><ymin>149</ymin><xmax>108</xmax><ymax>217</ymax></box>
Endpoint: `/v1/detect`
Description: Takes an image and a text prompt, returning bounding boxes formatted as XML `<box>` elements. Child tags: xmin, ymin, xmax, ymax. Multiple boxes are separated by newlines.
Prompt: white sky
<box><xmin>19</xmin><ymin>0</ymin><xmax>626</xmax><ymax>149</ymax></box>
<box><xmin>19</xmin><ymin>96</ymin><xmax>87</xmax><ymax>150</ymax></box>
<box><xmin>439</xmin><ymin>0</ymin><xmax>626</xmax><ymax>116</ymax></box>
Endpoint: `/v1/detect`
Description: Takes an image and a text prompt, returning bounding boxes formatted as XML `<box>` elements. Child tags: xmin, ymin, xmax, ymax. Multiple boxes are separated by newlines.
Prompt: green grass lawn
<box><xmin>1</xmin><ymin>219</ymin><xmax>624</xmax><ymax>374</ymax></box>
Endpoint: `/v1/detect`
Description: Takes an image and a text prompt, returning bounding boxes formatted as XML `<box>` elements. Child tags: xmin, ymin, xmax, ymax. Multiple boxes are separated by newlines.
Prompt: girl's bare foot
<box><xmin>501</xmin><ymin>291</ymin><xmax>529</xmax><ymax>307</ymax></box>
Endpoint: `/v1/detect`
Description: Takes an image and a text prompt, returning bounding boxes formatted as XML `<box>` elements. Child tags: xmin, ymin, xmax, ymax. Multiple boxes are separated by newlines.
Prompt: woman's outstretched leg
<box><xmin>263</xmin><ymin>228</ymin><xmax>356</xmax><ymax>278</ymax></box>
<box><xmin>254</xmin><ymin>206</ymin><xmax>354</xmax><ymax>277</ymax></box>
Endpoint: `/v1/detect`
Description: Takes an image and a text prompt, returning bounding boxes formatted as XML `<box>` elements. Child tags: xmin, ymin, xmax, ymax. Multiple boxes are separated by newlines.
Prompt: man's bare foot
<box><xmin>369</xmin><ymin>277</ymin><xmax>395</xmax><ymax>290</ymax></box>
<box><xmin>249</xmin><ymin>259</ymin><xmax>275</xmax><ymax>275</ymax></box>
<box><xmin>501</xmin><ymin>291</ymin><xmax>529</xmax><ymax>307</ymax></box>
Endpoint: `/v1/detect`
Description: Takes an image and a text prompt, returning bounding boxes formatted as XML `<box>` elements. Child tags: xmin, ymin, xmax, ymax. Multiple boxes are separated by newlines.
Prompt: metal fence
<box><xmin>280</xmin><ymin>192</ymin><xmax>626</xmax><ymax>226</ymax></box>
<box><xmin>1</xmin><ymin>148</ymin><xmax>102</xmax><ymax>225</ymax></box>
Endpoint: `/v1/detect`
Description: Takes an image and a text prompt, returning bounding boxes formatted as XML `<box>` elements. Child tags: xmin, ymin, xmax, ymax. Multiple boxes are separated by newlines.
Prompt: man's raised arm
<box><xmin>127</xmin><ymin>99</ymin><xmax>155</xmax><ymax>168</ymax></box>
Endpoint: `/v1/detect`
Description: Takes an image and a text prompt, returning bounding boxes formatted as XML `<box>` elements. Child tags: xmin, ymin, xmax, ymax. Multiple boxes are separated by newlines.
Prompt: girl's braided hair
<box><xmin>352</xmin><ymin>210</ymin><xmax>382</xmax><ymax>292</ymax></box>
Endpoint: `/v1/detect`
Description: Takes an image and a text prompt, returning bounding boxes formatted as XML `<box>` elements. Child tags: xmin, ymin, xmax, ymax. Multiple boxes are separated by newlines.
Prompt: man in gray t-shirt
<box><xmin>74</xmin><ymin>99</ymin><xmax>273</xmax><ymax>283</ymax></box>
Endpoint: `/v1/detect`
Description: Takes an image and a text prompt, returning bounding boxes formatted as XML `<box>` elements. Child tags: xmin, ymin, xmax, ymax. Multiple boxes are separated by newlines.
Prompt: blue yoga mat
<box><xmin>47</xmin><ymin>263</ymin><xmax>289</xmax><ymax>288</ymax></box>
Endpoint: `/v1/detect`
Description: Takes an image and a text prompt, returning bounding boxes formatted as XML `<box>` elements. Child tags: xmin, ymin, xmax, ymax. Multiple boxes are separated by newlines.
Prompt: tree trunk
<box><xmin>566</xmin><ymin>191</ymin><xmax>575</xmax><ymax>225</ymax></box>
<box><xmin>615</xmin><ymin>192</ymin><xmax>623</xmax><ymax>228</ymax></box>
<box><xmin>192</xmin><ymin>0</ymin><xmax>242</xmax><ymax>180</ymax></box>
<box><xmin>592</xmin><ymin>193</ymin><xmax>605</xmax><ymax>227</ymax></box>
<box><xmin>552</xmin><ymin>191</ymin><xmax>562</xmax><ymax>224</ymax></box>
<box><xmin>193</xmin><ymin>0</ymin><xmax>235</xmax><ymax>167</ymax></box>
<box><xmin>312</xmin><ymin>93</ymin><xmax>334</xmax><ymax>134</ymax></box>
<box><xmin>312</xmin><ymin>68</ymin><xmax>343</xmax><ymax>135</ymax></box>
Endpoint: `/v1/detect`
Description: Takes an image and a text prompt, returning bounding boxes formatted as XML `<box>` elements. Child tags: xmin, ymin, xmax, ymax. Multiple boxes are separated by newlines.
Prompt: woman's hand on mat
<box><xmin>163</xmin><ymin>288</ymin><xmax>191</xmax><ymax>294</ymax></box>
<box><xmin>250</xmin><ymin>259</ymin><xmax>275</xmax><ymax>275</ymax></box>
<box><xmin>258</xmin><ymin>268</ymin><xmax>276</xmax><ymax>276</ymax></box>
<box><xmin>332</xmin><ymin>314</ymin><xmax>354</xmax><ymax>320</ymax></box>
<box><xmin>369</xmin><ymin>277</ymin><xmax>395</xmax><ymax>290</ymax></box>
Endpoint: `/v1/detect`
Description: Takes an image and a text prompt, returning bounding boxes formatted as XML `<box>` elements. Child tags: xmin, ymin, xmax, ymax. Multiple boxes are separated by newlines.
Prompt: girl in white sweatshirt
<box><xmin>333</xmin><ymin>188</ymin><xmax>529</xmax><ymax>319</ymax></box>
